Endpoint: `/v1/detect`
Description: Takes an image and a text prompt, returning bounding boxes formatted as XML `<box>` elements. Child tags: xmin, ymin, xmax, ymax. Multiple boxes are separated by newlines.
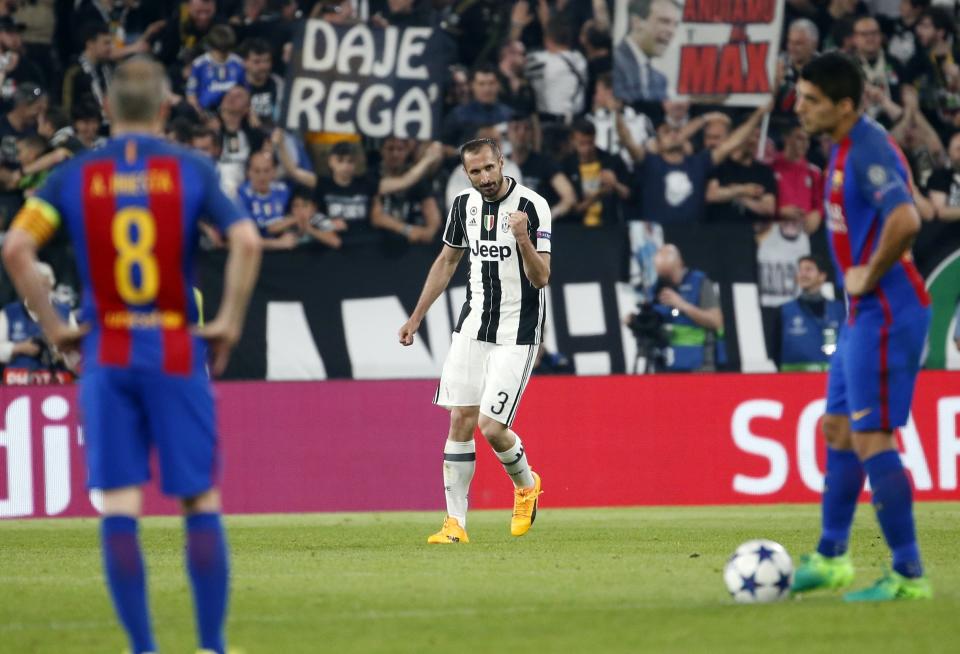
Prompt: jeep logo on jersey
<box><xmin>470</xmin><ymin>242</ymin><xmax>512</xmax><ymax>261</ymax></box>
<box><xmin>484</xmin><ymin>214</ymin><xmax>495</xmax><ymax>231</ymax></box>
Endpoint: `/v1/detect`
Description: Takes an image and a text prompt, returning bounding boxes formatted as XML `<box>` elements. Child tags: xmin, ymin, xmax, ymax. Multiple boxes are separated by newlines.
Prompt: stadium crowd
<box><xmin>0</xmin><ymin>0</ymin><xmax>958</xmax><ymax>380</ymax></box>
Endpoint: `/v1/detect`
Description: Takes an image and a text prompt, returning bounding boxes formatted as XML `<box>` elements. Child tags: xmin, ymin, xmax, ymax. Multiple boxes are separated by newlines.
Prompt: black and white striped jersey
<box><xmin>442</xmin><ymin>177</ymin><xmax>552</xmax><ymax>345</ymax></box>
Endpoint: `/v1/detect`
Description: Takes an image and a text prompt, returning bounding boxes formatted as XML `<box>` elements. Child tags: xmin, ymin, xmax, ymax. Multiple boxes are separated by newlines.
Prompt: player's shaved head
<box><xmin>108</xmin><ymin>57</ymin><xmax>170</xmax><ymax>125</ymax></box>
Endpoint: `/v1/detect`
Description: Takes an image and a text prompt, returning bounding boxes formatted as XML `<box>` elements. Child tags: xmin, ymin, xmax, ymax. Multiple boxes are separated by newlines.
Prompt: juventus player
<box><xmin>399</xmin><ymin>138</ymin><xmax>551</xmax><ymax>543</ymax></box>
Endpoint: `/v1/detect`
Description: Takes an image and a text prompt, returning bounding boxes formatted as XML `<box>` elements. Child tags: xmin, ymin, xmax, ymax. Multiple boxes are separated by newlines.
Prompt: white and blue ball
<box><xmin>723</xmin><ymin>539</ymin><xmax>794</xmax><ymax>604</ymax></box>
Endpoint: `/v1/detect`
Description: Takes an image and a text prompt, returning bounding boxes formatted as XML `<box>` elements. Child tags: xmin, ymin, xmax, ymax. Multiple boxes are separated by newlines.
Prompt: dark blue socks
<box><xmin>101</xmin><ymin>516</ymin><xmax>155</xmax><ymax>654</ymax></box>
<box><xmin>186</xmin><ymin>512</ymin><xmax>230</xmax><ymax>654</ymax></box>
<box><xmin>817</xmin><ymin>447</ymin><xmax>864</xmax><ymax>558</ymax></box>
<box><xmin>864</xmin><ymin>450</ymin><xmax>923</xmax><ymax>578</ymax></box>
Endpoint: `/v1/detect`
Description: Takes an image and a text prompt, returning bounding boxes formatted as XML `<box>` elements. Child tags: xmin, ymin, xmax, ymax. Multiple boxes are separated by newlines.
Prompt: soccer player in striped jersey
<box><xmin>399</xmin><ymin>137</ymin><xmax>551</xmax><ymax>543</ymax></box>
<box><xmin>791</xmin><ymin>52</ymin><xmax>932</xmax><ymax>601</ymax></box>
<box><xmin>2</xmin><ymin>58</ymin><xmax>262</xmax><ymax>653</ymax></box>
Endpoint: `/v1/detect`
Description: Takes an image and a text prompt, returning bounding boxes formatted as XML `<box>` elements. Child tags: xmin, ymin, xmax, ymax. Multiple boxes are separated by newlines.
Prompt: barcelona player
<box><xmin>791</xmin><ymin>52</ymin><xmax>932</xmax><ymax>601</ymax></box>
<box><xmin>2</xmin><ymin>58</ymin><xmax>262</xmax><ymax>652</ymax></box>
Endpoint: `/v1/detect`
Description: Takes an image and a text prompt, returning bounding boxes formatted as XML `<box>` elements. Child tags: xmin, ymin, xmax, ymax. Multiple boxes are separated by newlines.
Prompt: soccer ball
<box><xmin>723</xmin><ymin>539</ymin><xmax>794</xmax><ymax>604</ymax></box>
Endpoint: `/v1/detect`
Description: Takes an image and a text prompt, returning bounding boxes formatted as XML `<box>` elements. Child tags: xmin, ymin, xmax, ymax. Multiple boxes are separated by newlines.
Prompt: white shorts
<box><xmin>433</xmin><ymin>331</ymin><xmax>537</xmax><ymax>427</ymax></box>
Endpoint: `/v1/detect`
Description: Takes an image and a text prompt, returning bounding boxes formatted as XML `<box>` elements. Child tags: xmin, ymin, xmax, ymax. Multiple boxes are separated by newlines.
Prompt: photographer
<box><xmin>0</xmin><ymin>261</ymin><xmax>76</xmax><ymax>384</ymax></box>
<box><xmin>773</xmin><ymin>255</ymin><xmax>846</xmax><ymax>372</ymax></box>
<box><xmin>628</xmin><ymin>244</ymin><xmax>724</xmax><ymax>372</ymax></box>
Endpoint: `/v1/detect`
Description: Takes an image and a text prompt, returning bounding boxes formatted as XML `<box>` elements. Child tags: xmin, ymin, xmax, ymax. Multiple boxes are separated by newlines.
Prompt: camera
<box><xmin>627</xmin><ymin>301</ymin><xmax>670</xmax><ymax>373</ymax></box>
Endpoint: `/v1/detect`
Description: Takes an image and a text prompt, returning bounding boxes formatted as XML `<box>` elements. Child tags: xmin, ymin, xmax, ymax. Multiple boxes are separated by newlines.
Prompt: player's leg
<box><xmin>793</xmin><ymin>331</ymin><xmax>859</xmax><ymax>593</ymax></box>
<box><xmin>478</xmin><ymin>343</ymin><xmax>540</xmax><ymax>537</ymax></box>
<box><xmin>844</xmin><ymin>316</ymin><xmax>931</xmax><ymax>601</ymax></box>
<box><xmin>429</xmin><ymin>332</ymin><xmax>484</xmax><ymax>543</ymax></box>
<box><xmin>181</xmin><ymin>488</ymin><xmax>231</xmax><ymax>654</ymax></box>
<box><xmin>143</xmin><ymin>370</ymin><xmax>231</xmax><ymax>650</ymax></box>
<box><xmin>81</xmin><ymin>368</ymin><xmax>157</xmax><ymax>653</ymax></box>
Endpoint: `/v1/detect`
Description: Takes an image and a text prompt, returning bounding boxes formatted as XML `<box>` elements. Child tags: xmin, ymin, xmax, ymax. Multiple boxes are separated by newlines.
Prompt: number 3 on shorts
<box><xmin>491</xmin><ymin>391</ymin><xmax>509</xmax><ymax>415</ymax></box>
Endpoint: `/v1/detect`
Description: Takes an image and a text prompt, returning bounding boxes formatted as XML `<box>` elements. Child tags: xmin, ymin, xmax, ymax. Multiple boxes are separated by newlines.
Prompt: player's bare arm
<box><xmin>1</xmin><ymin>227</ymin><xmax>88</xmax><ymax>351</ymax></box>
<box><xmin>844</xmin><ymin>202</ymin><xmax>921</xmax><ymax>296</ymax></box>
<box><xmin>195</xmin><ymin>220</ymin><xmax>262</xmax><ymax>375</ymax></box>
<box><xmin>508</xmin><ymin>211</ymin><xmax>550</xmax><ymax>288</ymax></box>
<box><xmin>399</xmin><ymin>244</ymin><xmax>465</xmax><ymax>345</ymax></box>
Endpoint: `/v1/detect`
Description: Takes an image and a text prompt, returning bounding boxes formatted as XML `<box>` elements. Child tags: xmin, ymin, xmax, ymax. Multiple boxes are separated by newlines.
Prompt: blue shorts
<box><xmin>80</xmin><ymin>366</ymin><xmax>219</xmax><ymax>497</ymax></box>
<box><xmin>825</xmin><ymin>305</ymin><xmax>930</xmax><ymax>431</ymax></box>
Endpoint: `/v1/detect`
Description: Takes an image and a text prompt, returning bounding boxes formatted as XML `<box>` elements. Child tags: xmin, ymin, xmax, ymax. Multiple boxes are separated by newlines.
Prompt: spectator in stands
<box><xmin>61</xmin><ymin>22</ymin><xmax>112</xmax><ymax>118</ymax></box>
<box><xmin>241</xmin><ymin>38</ymin><xmax>282</xmax><ymax>123</ymax></box>
<box><xmin>580</xmin><ymin>19</ymin><xmax>612</xmax><ymax>105</ymax></box>
<box><xmin>775</xmin><ymin>19</ymin><xmax>819</xmax><ymax>119</ymax></box>
<box><xmin>237</xmin><ymin>149</ymin><xmax>297</xmax><ymax>250</ymax></box>
<box><xmin>645</xmin><ymin>243</ymin><xmax>724</xmax><ymax>372</ymax></box>
<box><xmin>0</xmin><ymin>17</ymin><xmax>46</xmax><ymax>109</ymax></box>
<box><xmin>627</xmin><ymin>103</ymin><xmax>771</xmax><ymax>225</ymax></box>
<box><xmin>441</xmin><ymin>63</ymin><xmax>513</xmax><ymax>154</ymax></box>
<box><xmin>15</xmin><ymin>133</ymin><xmax>53</xmax><ymax>194</ymax></box>
<box><xmin>71</xmin><ymin>100</ymin><xmax>105</xmax><ymax>150</ymax></box>
<box><xmin>702</xmin><ymin>113</ymin><xmax>732</xmax><ymax>151</ymax></box>
<box><xmin>290</xmin><ymin>186</ymin><xmax>346</xmax><ymax>250</ymax></box>
<box><xmin>507</xmin><ymin>113</ymin><xmax>576</xmax><ymax>220</ymax></box>
<box><xmin>109</xmin><ymin>1</ymin><xmax>168</xmax><ymax>52</ymax></box>
<box><xmin>314</xmin><ymin>141</ymin><xmax>382</xmax><ymax>246</ymax></box>
<box><xmin>889</xmin><ymin>100</ymin><xmax>946</xmax><ymax>189</ymax></box>
<box><xmin>310</xmin><ymin>0</ymin><xmax>356</xmax><ymax>23</ymax></box>
<box><xmin>902</xmin><ymin>6</ymin><xmax>960</xmax><ymax>138</ymax></box>
<box><xmin>187</xmin><ymin>24</ymin><xmax>245</xmax><ymax>112</ymax></box>
<box><xmin>0</xmin><ymin>82</ymin><xmax>43</xmax><ymax>223</ymax></box>
<box><xmin>216</xmin><ymin>84</ymin><xmax>264</xmax><ymax>197</ymax></box>
<box><xmin>526</xmin><ymin>16</ymin><xmax>588</xmax><ymax>123</ymax></box>
<box><xmin>563</xmin><ymin>118</ymin><xmax>631</xmax><ymax>227</ymax></box>
<box><xmin>0</xmin><ymin>261</ymin><xmax>75</xmax><ymax>383</ymax></box>
<box><xmin>854</xmin><ymin>15</ymin><xmax>905</xmax><ymax>127</ymax></box>
<box><xmin>370</xmin><ymin>0</ymin><xmax>437</xmax><ymax>28</ymax></box>
<box><xmin>445</xmin><ymin>125</ymin><xmax>523</xmax><ymax>209</ymax></box>
<box><xmin>496</xmin><ymin>39</ymin><xmax>536</xmax><ymax>118</ymax></box>
<box><xmin>756</xmin><ymin>121</ymin><xmax>823</xmax><ymax>309</ymax></box>
<box><xmin>191</xmin><ymin>125</ymin><xmax>221</xmax><ymax>160</ymax></box>
<box><xmin>928</xmin><ymin>130</ymin><xmax>960</xmax><ymax>221</ymax></box>
<box><xmin>375</xmin><ymin>138</ymin><xmax>443</xmax><ymax>245</ymax></box>
<box><xmin>589</xmin><ymin>72</ymin><xmax>654</xmax><ymax>170</ymax></box>
<box><xmin>706</xmin><ymin>119</ymin><xmax>777</xmax><ymax>225</ymax></box>
<box><xmin>773</xmin><ymin>255</ymin><xmax>845</xmax><ymax>371</ymax></box>
<box><xmin>814</xmin><ymin>0</ymin><xmax>868</xmax><ymax>51</ymax></box>
<box><xmin>158</xmin><ymin>0</ymin><xmax>219</xmax><ymax>70</ymax></box>
<box><xmin>271</xmin><ymin>127</ymin><xmax>315</xmax><ymax>189</ymax></box>
<box><xmin>613</xmin><ymin>0</ymin><xmax>681</xmax><ymax>103</ymax></box>
<box><xmin>885</xmin><ymin>0</ymin><xmax>930</xmax><ymax>66</ymax></box>
<box><xmin>38</xmin><ymin>105</ymin><xmax>84</xmax><ymax>156</ymax></box>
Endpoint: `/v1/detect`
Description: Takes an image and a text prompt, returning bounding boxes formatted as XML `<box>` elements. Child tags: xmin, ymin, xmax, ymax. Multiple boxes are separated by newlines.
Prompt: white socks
<box><xmin>443</xmin><ymin>439</ymin><xmax>476</xmax><ymax>528</ymax></box>
<box><xmin>496</xmin><ymin>432</ymin><xmax>535</xmax><ymax>489</ymax></box>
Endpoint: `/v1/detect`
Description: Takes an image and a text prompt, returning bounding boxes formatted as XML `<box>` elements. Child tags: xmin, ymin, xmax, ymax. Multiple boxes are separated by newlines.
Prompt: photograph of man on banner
<box><xmin>613</xmin><ymin>0</ymin><xmax>681</xmax><ymax>103</ymax></box>
<box><xmin>612</xmin><ymin>0</ymin><xmax>785</xmax><ymax>108</ymax></box>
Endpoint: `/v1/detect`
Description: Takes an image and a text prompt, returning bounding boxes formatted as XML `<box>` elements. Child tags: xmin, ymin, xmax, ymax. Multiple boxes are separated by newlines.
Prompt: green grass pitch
<box><xmin>1</xmin><ymin>504</ymin><xmax>957</xmax><ymax>653</ymax></box>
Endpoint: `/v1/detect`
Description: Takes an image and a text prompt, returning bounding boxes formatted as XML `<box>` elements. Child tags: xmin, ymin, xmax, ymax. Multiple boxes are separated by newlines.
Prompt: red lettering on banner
<box><xmin>678</xmin><ymin>43</ymin><xmax>770</xmax><ymax>95</ymax></box>
<box><xmin>683</xmin><ymin>0</ymin><xmax>775</xmax><ymax>23</ymax></box>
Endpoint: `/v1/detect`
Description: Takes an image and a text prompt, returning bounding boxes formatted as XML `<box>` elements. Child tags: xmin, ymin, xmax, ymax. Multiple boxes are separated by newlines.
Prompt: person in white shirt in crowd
<box><xmin>526</xmin><ymin>16</ymin><xmax>588</xmax><ymax>124</ymax></box>
<box><xmin>588</xmin><ymin>72</ymin><xmax>653</xmax><ymax>171</ymax></box>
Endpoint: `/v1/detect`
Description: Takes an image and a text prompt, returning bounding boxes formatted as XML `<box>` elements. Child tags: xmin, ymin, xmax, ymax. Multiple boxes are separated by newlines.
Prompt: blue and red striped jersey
<box><xmin>19</xmin><ymin>134</ymin><xmax>249</xmax><ymax>374</ymax></box>
<box><xmin>823</xmin><ymin>115</ymin><xmax>930</xmax><ymax>321</ymax></box>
